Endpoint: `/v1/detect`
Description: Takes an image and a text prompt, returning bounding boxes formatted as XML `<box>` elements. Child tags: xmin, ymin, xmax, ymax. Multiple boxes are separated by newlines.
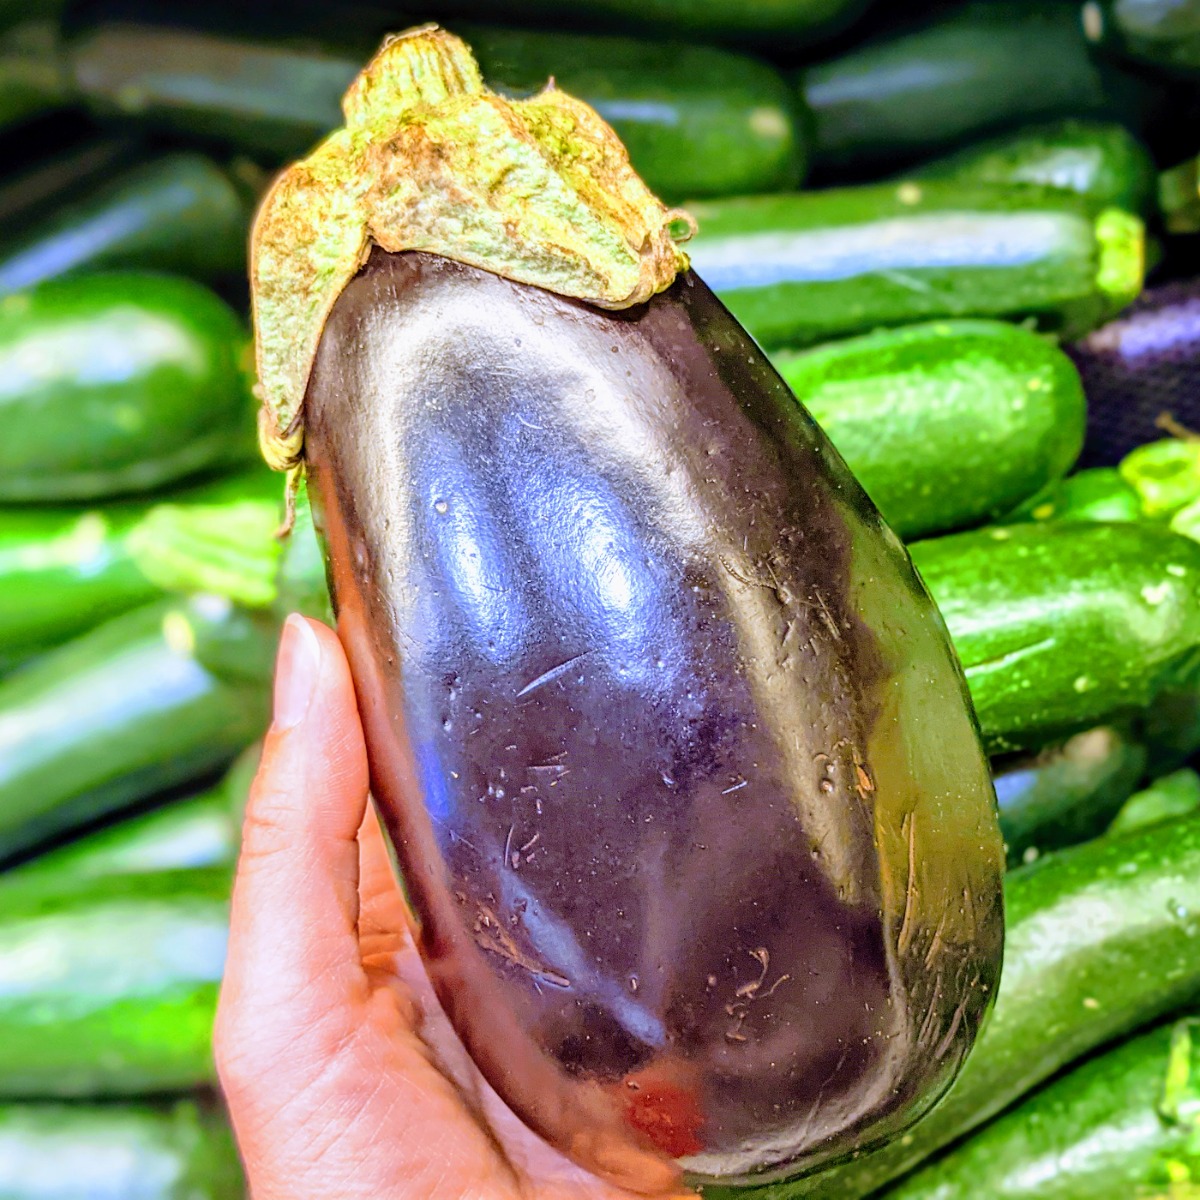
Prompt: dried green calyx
<box><xmin>251</xmin><ymin>23</ymin><xmax>693</xmax><ymax>476</ymax></box>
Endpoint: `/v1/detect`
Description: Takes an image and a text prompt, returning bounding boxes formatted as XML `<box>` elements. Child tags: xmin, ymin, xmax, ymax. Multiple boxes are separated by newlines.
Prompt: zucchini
<box><xmin>799</xmin><ymin>2</ymin><xmax>1155</xmax><ymax>175</ymax></box>
<box><xmin>0</xmin><ymin>135</ymin><xmax>137</xmax><ymax>228</ymax></box>
<box><xmin>1120</xmin><ymin>438</ymin><xmax>1200</xmax><ymax>521</ymax></box>
<box><xmin>457</xmin><ymin>23</ymin><xmax>806</xmax><ymax>200</ymax></box>
<box><xmin>771</xmin><ymin>320</ymin><xmax>1086</xmax><ymax>540</ymax></box>
<box><xmin>994</xmin><ymin>725</ymin><xmax>1147</xmax><ymax>867</ymax></box>
<box><xmin>0</xmin><ymin>152</ymin><xmax>255</xmax><ymax>293</ymax></box>
<box><xmin>0</xmin><ymin>1099</ymin><xmax>242</xmax><ymax>1199</ymax></box>
<box><xmin>67</xmin><ymin>8</ymin><xmax>806</xmax><ymax>201</ymax></box>
<box><xmin>388</xmin><ymin>0</ymin><xmax>869</xmax><ymax>42</ymax></box>
<box><xmin>1160</xmin><ymin>154</ymin><xmax>1200</xmax><ymax>233</ymax></box>
<box><xmin>910</xmin><ymin>521</ymin><xmax>1200</xmax><ymax>755</ymax></box>
<box><xmin>0</xmin><ymin>468</ymin><xmax>281</xmax><ymax>670</ymax></box>
<box><xmin>881</xmin><ymin>1017</ymin><xmax>1200</xmax><ymax>1200</ymax></box>
<box><xmin>0</xmin><ymin>783</ymin><xmax>237</xmax><ymax>889</ymax></box>
<box><xmin>1005</xmin><ymin>467</ymin><xmax>1144</xmax><ymax>525</ymax></box>
<box><xmin>274</xmin><ymin>478</ymin><xmax>333</xmax><ymax>625</ymax></box>
<box><xmin>687</xmin><ymin>183</ymin><xmax>1143</xmax><ymax>350</ymax></box>
<box><xmin>0</xmin><ymin>19</ymin><xmax>70</xmax><ymax>134</ymax></box>
<box><xmin>715</xmin><ymin>812</ymin><xmax>1200</xmax><ymax>1199</ymax></box>
<box><xmin>909</xmin><ymin>119</ymin><xmax>1157</xmax><ymax>215</ymax></box>
<box><xmin>1108</xmin><ymin>768</ymin><xmax>1200</xmax><ymax>838</ymax></box>
<box><xmin>1084</xmin><ymin>0</ymin><xmax>1200</xmax><ymax>76</ymax></box>
<box><xmin>0</xmin><ymin>868</ymin><xmax>226</xmax><ymax>1096</ymax></box>
<box><xmin>0</xmin><ymin>596</ymin><xmax>273</xmax><ymax>864</ymax></box>
<box><xmin>0</xmin><ymin>273</ymin><xmax>256</xmax><ymax>503</ymax></box>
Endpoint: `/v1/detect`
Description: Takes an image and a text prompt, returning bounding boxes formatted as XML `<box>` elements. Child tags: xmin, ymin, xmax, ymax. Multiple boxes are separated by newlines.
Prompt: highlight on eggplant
<box><xmin>249</xmin><ymin>24</ymin><xmax>1005</xmax><ymax>1191</ymax></box>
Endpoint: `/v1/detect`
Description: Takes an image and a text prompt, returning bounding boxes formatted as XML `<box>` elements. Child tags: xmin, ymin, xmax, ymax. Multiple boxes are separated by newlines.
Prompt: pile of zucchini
<box><xmin>4</xmin><ymin>0</ymin><xmax>1200</xmax><ymax>1195</ymax></box>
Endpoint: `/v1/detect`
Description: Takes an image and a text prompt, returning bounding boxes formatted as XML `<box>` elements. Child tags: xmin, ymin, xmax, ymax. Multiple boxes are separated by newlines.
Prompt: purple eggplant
<box><xmin>1069</xmin><ymin>279</ymin><xmax>1200</xmax><ymax>466</ymax></box>
<box><xmin>252</xmin><ymin>27</ymin><xmax>1004</xmax><ymax>1190</ymax></box>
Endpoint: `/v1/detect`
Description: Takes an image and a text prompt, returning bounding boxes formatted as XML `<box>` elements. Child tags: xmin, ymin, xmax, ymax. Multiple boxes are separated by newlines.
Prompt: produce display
<box><xmin>4</xmin><ymin>0</ymin><xmax>1200</xmax><ymax>1195</ymax></box>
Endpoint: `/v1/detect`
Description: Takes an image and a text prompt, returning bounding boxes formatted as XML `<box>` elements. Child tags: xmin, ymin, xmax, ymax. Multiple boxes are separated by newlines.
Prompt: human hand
<box><xmin>215</xmin><ymin>614</ymin><xmax>698</xmax><ymax>1200</ymax></box>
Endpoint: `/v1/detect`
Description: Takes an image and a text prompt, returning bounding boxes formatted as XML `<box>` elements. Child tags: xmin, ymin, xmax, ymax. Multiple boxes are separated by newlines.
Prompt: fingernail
<box><xmin>273</xmin><ymin>614</ymin><xmax>320</xmax><ymax>731</ymax></box>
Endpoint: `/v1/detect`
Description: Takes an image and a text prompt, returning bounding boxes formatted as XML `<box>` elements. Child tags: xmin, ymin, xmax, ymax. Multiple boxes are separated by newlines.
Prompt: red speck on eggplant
<box><xmin>301</xmin><ymin>248</ymin><xmax>1004</xmax><ymax>1188</ymax></box>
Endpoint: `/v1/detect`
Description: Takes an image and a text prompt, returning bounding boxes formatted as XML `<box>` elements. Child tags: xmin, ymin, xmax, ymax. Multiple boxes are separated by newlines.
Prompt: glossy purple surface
<box><xmin>302</xmin><ymin>250</ymin><xmax>1003</xmax><ymax>1189</ymax></box>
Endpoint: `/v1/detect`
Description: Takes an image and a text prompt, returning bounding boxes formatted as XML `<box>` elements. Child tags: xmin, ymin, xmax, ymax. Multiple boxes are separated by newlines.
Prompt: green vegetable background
<box><xmin>5</xmin><ymin>0</ymin><xmax>1200</xmax><ymax>1195</ymax></box>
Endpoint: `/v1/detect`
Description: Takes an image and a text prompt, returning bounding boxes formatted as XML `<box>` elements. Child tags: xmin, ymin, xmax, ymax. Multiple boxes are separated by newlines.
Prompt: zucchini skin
<box><xmin>1108</xmin><ymin>767</ymin><xmax>1200</xmax><ymax>838</ymax></box>
<box><xmin>0</xmin><ymin>273</ymin><xmax>256</xmax><ymax>503</ymax></box>
<box><xmin>771</xmin><ymin>320</ymin><xmax>1086</xmax><ymax>541</ymax></box>
<box><xmin>1005</xmin><ymin>467</ymin><xmax>1144</xmax><ymax>525</ymax></box>
<box><xmin>688</xmin><ymin>183</ymin><xmax>1143</xmax><ymax>350</ymax></box>
<box><xmin>717</xmin><ymin>812</ymin><xmax>1200</xmax><ymax>1199</ymax></box>
<box><xmin>0</xmin><ymin>18</ymin><xmax>71</xmax><ymax>135</ymax></box>
<box><xmin>0</xmin><ymin>1099</ymin><xmax>242</xmax><ymax>1200</ymax></box>
<box><xmin>66</xmin><ymin>9</ymin><xmax>806</xmax><ymax>202</ymax></box>
<box><xmin>800</xmin><ymin>2</ymin><xmax>1154</xmax><ymax>175</ymax></box>
<box><xmin>0</xmin><ymin>784</ymin><xmax>237</xmax><ymax>889</ymax></box>
<box><xmin>993</xmin><ymin>726</ymin><xmax>1147</xmax><ymax>868</ymax></box>
<box><xmin>0</xmin><ymin>597</ymin><xmax>273</xmax><ymax>864</ymax></box>
<box><xmin>381</xmin><ymin>0</ymin><xmax>869</xmax><ymax>42</ymax></box>
<box><xmin>909</xmin><ymin>119</ymin><xmax>1157</xmax><ymax>215</ymax></box>
<box><xmin>881</xmin><ymin>1018</ymin><xmax>1198</xmax><ymax>1199</ymax></box>
<box><xmin>0</xmin><ymin>135</ymin><xmax>137</xmax><ymax>228</ymax></box>
<box><xmin>0</xmin><ymin>869</ymin><xmax>227</xmax><ymax>1097</ymax></box>
<box><xmin>305</xmin><ymin>251</ymin><xmax>1002</xmax><ymax>1185</ymax></box>
<box><xmin>1085</xmin><ymin>0</ymin><xmax>1200</xmax><ymax>77</ymax></box>
<box><xmin>0</xmin><ymin>152</ymin><xmax>253</xmax><ymax>293</ymax></box>
<box><xmin>0</xmin><ymin>468</ymin><xmax>280</xmax><ymax>670</ymax></box>
<box><xmin>909</xmin><ymin>521</ymin><xmax>1200</xmax><ymax>755</ymax></box>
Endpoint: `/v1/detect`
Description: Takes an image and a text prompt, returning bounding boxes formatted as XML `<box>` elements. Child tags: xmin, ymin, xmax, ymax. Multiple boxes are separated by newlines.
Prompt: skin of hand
<box><xmin>215</xmin><ymin>614</ymin><xmax>699</xmax><ymax>1200</ymax></box>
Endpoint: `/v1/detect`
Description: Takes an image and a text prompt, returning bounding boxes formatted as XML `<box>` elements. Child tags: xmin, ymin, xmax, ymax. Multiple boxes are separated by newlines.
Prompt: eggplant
<box><xmin>252</xmin><ymin>27</ymin><xmax>1004</xmax><ymax>1189</ymax></box>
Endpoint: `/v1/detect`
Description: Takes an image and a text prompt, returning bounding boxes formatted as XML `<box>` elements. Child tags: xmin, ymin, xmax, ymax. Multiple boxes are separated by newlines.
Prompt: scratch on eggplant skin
<box><xmin>473</xmin><ymin>902</ymin><xmax>571</xmax><ymax>989</ymax></box>
<box><xmin>897</xmin><ymin>810</ymin><xmax>919</xmax><ymax>957</ymax></box>
<box><xmin>515</xmin><ymin>651</ymin><xmax>593</xmax><ymax>698</ymax></box>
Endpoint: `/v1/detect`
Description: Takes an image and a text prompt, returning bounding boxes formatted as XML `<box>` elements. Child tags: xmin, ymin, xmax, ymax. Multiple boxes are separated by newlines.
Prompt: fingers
<box><xmin>217</xmin><ymin>615</ymin><xmax>371</xmax><ymax>1066</ymax></box>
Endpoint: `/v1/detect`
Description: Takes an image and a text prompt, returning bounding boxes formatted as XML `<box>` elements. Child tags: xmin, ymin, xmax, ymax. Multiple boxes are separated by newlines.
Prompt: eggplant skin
<box><xmin>303</xmin><ymin>250</ymin><xmax>1004</xmax><ymax>1187</ymax></box>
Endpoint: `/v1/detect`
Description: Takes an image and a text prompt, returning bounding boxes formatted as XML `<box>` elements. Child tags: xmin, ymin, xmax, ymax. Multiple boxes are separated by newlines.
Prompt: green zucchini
<box><xmin>1005</xmin><ymin>467</ymin><xmax>1144</xmax><ymax>525</ymax></box>
<box><xmin>0</xmin><ymin>868</ymin><xmax>226</xmax><ymax>1096</ymax></box>
<box><xmin>0</xmin><ymin>596</ymin><xmax>273</xmax><ymax>864</ymax></box>
<box><xmin>1084</xmin><ymin>0</ymin><xmax>1200</xmax><ymax>76</ymax></box>
<box><xmin>457</xmin><ymin>24</ymin><xmax>806</xmax><ymax>200</ymax></box>
<box><xmin>881</xmin><ymin>1017</ymin><xmax>1200</xmax><ymax>1200</ymax></box>
<box><xmin>0</xmin><ymin>784</ymin><xmax>238</xmax><ymax>889</ymax></box>
<box><xmin>67</xmin><ymin>9</ymin><xmax>806</xmax><ymax>201</ymax></box>
<box><xmin>275</xmin><ymin>478</ymin><xmax>333</xmax><ymax>625</ymax></box>
<box><xmin>799</xmin><ymin>2</ymin><xmax>1156</xmax><ymax>175</ymax></box>
<box><xmin>1120</xmin><ymin>438</ymin><xmax>1200</xmax><ymax>519</ymax></box>
<box><xmin>0</xmin><ymin>135</ymin><xmax>137</xmax><ymax>228</ymax></box>
<box><xmin>0</xmin><ymin>468</ymin><xmax>281</xmax><ymax>671</ymax></box>
<box><xmin>715</xmin><ymin>812</ymin><xmax>1200</xmax><ymax>1199</ymax></box>
<box><xmin>0</xmin><ymin>19</ymin><xmax>70</xmax><ymax>134</ymax></box>
<box><xmin>0</xmin><ymin>1099</ymin><xmax>242</xmax><ymax>1199</ymax></box>
<box><xmin>0</xmin><ymin>152</ymin><xmax>255</xmax><ymax>293</ymax></box>
<box><xmin>0</xmin><ymin>273</ymin><xmax>256</xmax><ymax>503</ymax></box>
<box><xmin>387</xmin><ymin>0</ymin><xmax>869</xmax><ymax>42</ymax></box>
<box><xmin>771</xmin><ymin>320</ymin><xmax>1086</xmax><ymax>540</ymax></box>
<box><xmin>687</xmin><ymin>183</ymin><xmax>1143</xmax><ymax>350</ymax></box>
<box><xmin>910</xmin><ymin>521</ymin><xmax>1200</xmax><ymax>755</ymax></box>
<box><xmin>1108</xmin><ymin>768</ymin><xmax>1200</xmax><ymax>838</ymax></box>
<box><xmin>1160</xmin><ymin>154</ymin><xmax>1200</xmax><ymax>233</ymax></box>
<box><xmin>909</xmin><ymin>119</ymin><xmax>1157</xmax><ymax>215</ymax></box>
<box><xmin>994</xmin><ymin>725</ymin><xmax>1148</xmax><ymax>867</ymax></box>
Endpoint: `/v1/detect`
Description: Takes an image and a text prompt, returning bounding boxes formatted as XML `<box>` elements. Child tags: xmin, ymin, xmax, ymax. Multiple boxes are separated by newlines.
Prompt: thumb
<box><xmin>215</xmin><ymin>614</ymin><xmax>372</xmax><ymax>1089</ymax></box>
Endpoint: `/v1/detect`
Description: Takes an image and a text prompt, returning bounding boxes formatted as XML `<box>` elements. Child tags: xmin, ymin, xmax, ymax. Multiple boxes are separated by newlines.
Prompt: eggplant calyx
<box><xmin>250</xmin><ymin>23</ymin><xmax>692</xmax><ymax>477</ymax></box>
